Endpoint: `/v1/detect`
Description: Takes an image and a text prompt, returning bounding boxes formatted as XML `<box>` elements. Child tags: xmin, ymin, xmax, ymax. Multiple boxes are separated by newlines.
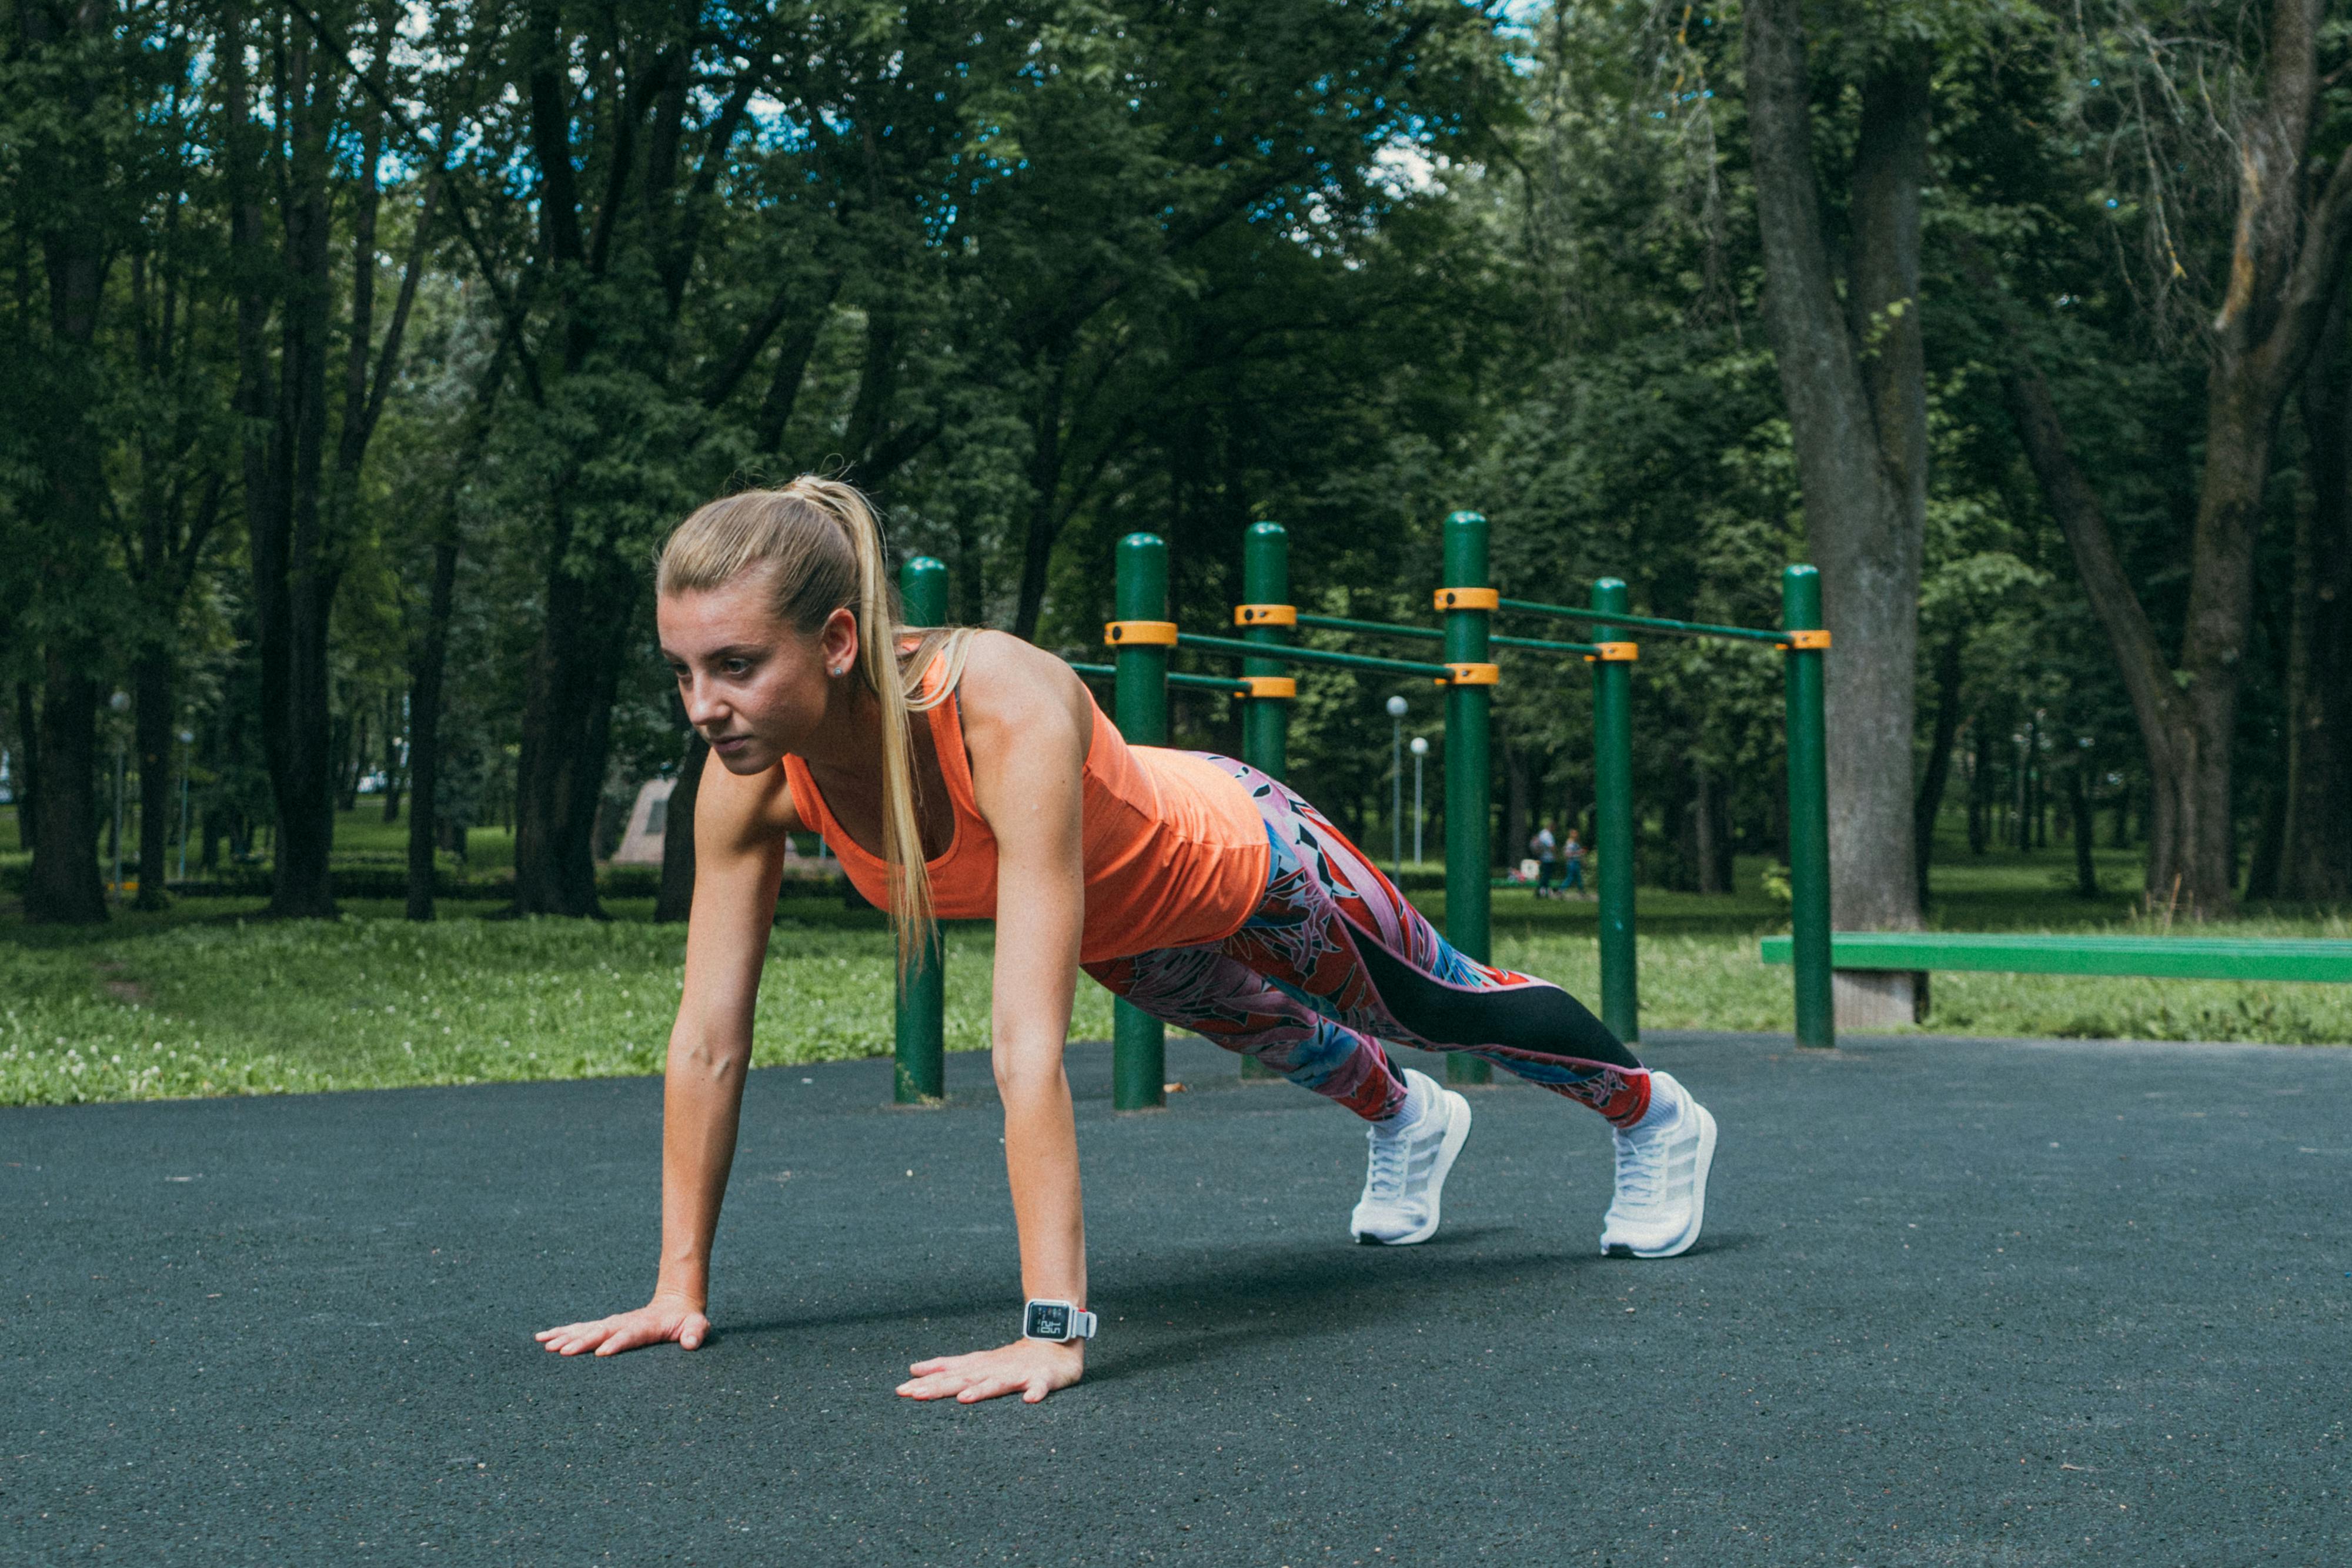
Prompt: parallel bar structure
<box><xmin>893</xmin><ymin>556</ymin><xmax>951</xmax><ymax>1105</ymax></box>
<box><xmin>1492</xmin><ymin>631</ymin><xmax>1602</xmax><ymax>656</ymax></box>
<box><xmin>1068</xmin><ymin>662</ymin><xmax>1246</xmax><ymax>696</ymax></box>
<box><xmin>1781</xmin><ymin>565</ymin><xmax>1835</xmax><ymax>1049</ymax></box>
<box><xmin>1589</xmin><ymin>578</ymin><xmax>1638</xmax><ymax>1044</ymax></box>
<box><xmin>1111</xmin><ymin>534</ymin><xmax>1172</xmax><ymax>1110</ymax></box>
<box><xmin>1237</xmin><ymin>523</ymin><xmax>1292</xmax><ymax>1082</ymax></box>
<box><xmin>1175</xmin><ymin>631</ymin><xmax>1455</xmax><ymax>681</ymax></box>
<box><xmin>1440</xmin><ymin>512</ymin><xmax>1495</xmax><ymax>1086</ymax></box>
<box><xmin>1295</xmin><ymin>612</ymin><xmax>1444</xmax><ymax>642</ymax></box>
<box><xmin>1240</xmin><ymin>524</ymin><xmax>1292</xmax><ymax>783</ymax></box>
<box><xmin>1298</xmin><ymin>613</ymin><xmax>1600</xmax><ymax>658</ymax></box>
<box><xmin>1493</xmin><ymin>565</ymin><xmax>1838</xmax><ymax>1049</ymax></box>
<box><xmin>1497</xmin><ymin>597</ymin><xmax>1788</xmax><ymax>645</ymax></box>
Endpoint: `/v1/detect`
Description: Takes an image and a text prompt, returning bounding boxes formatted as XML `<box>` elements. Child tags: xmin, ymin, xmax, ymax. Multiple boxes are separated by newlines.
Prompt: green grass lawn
<box><xmin>4</xmin><ymin>807</ymin><xmax>2348</xmax><ymax>1106</ymax></box>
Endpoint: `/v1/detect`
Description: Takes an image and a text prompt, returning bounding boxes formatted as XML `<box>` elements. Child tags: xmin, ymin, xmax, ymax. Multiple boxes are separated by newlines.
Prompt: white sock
<box><xmin>1628</xmin><ymin>1071</ymin><xmax>1679</xmax><ymax>1134</ymax></box>
<box><xmin>1375</xmin><ymin>1069</ymin><xmax>1436</xmax><ymax>1134</ymax></box>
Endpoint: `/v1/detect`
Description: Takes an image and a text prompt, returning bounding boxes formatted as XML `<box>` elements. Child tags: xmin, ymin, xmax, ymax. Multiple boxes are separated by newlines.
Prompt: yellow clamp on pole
<box><xmin>1775</xmin><ymin>629</ymin><xmax>1832</xmax><ymax>651</ymax></box>
<box><xmin>1239</xmin><ymin>676</ymin><xmax>1296</xmax><ymax>699</ymax></box>
<box><xmin>1103</xmin><ymin>620</ymin><xmax>1178</xmax><ymax>647</ymax></box>
<box><xmin>1232</xmin><ymin>603</ymin><xmax>1297</xmax><ymax>627</ymax></box>
<box><xmin>1432</xmin><ymin>661</ymin><xmax>1501</xmax><ymax>687</ymax></box>
<box><xmin>1581</xmin><ymin>640</ymin><xmax>1639</xmax><ymax>664</ymax></box>
<box><xmin>1432</xmin><ymin>587</ymin><xmax>1501</xmax><ymax>612</ymax></box>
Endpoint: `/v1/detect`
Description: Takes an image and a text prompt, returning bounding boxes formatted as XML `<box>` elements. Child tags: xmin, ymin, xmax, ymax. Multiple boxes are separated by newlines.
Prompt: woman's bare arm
<box><xmin>896</xmin><ymin>634</ymin><xmax>1093</xmax><ymax>1403</ymax></box>
<box><xmin>537</xmin><ymin>762</ymin><xmax>795</xmax><ymax>1356</ymax></box>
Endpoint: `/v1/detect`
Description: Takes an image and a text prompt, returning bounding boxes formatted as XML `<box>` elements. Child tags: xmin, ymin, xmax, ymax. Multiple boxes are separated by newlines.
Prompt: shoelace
<box><xmin>1364</xmin><ymin>1121</ymin><xmax>1415</xmax><ymax>1199</ymax></box>
<box><xmin>1612</xmin><ymin>1123</ymin><xmax>1668</xmax><ymax>1208</ymax></box>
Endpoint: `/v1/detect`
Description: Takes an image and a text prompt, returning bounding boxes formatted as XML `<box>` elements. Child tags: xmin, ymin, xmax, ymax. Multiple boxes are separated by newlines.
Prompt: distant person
<box><xmin>1529</xmin><ymin>819</ymin><xmax>1559</xmax><ymax>898</ymax></box>
<box><xmin>1561</xmin><ymin>828</ymin><xmax>1587</xmax><ymax>899</ymax></box>
<box><xmin>537</xmin><ymin>477</ymin><xmax>1718</xmax><ymax>1405</ymax></box>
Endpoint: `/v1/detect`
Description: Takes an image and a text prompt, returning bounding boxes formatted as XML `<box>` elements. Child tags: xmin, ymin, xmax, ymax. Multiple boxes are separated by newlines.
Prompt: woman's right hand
<box><xmin>536</xmin><ymin>1294</ymin><xmax>711</xmax><ymax>1357</ymax></box>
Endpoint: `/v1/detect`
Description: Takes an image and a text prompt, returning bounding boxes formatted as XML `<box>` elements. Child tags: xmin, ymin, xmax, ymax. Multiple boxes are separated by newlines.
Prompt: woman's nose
<box><xmin>681</xmin><ymin>676</ymin><xmax>727</xmax><ymax>729</ymax></box>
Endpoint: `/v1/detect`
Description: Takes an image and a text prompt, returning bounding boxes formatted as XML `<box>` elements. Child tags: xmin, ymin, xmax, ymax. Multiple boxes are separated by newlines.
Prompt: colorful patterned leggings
<box><xmin>1083</xmin><ymin>758</ymin><xmax>1652</xmax><ymax>1128</ymax></box>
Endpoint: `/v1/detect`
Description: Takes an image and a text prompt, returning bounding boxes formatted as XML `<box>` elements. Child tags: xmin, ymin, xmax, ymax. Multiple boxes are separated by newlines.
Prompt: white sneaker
<box><xmin>1599</xmin><ymin>1070</ymin><xmax>1716</xmax><ymax>1258</ymax></box>
<box><xmin>1349</xmin><ymin>1068</ymin><xmax>1472</xmax><ymax>1245</ymax></box>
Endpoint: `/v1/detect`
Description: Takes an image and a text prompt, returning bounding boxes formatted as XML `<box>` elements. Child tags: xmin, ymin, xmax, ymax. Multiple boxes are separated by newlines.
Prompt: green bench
<box><xmin>1759</xmin><ymin>932</ymin><xmax>2352</xmax><ymax>1025</ymax></box>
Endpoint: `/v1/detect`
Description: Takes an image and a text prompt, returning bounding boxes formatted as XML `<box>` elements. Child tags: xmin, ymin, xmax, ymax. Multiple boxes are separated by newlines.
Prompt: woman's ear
<box><xmin>819</xmin><ymin>604</ymin><xmax>860</xmax><ymax>676</ymax></box>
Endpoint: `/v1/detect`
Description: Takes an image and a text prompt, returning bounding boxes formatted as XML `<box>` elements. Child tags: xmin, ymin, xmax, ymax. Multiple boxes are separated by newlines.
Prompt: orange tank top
<box><xmin>779</xmin><ymin>659</ymin><xmax>1269</xmax><ymax>963</ymax></box>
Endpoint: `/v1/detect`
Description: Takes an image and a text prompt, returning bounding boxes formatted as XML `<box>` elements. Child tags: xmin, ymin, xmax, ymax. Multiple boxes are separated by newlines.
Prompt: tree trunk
<box><xmin>1013</xmin><ymin>353</ymin><xmax>1069</xmax><ymax>641</ymax></box>
<box><xmin>14</xmin><ymin>681</ymin><xmax>39</xmax><ymax>856</ymax></box>
<box><xmin>1503</xmin><ymin>735</ymin><xmax>1530</xmax><ymax>874</ymax></box>
<box><xmin>1966</xmin><ymin>728</ymin><xmax>1988</xmax><ymax>854</ymax></box>
<box><xmin>2068</xmin><ymin>752</ymin><xmax>2100</xmax><ymax>898</ymax></box>
<box><xmin>336</xmin><ymin>705</ymin><xmax>366</xmax><ymax>813</ymax></box>
<box><xmin>1692</xmin><ymin>767</ymin><xmax>1731</xmax><ymax>895</ymax></box>
<box><xmin>26</xmin><ymin>655</ymin><xmax>105</xmax><ymax>922</ymax></box>
<box><xmin>133</xmin><ymin>649</ymin><xmax>174</xmax><ymax>910</ymax></box>
<box><xmin>226</xmin><ymin>4</ymin><xmax>340</xmax><ymax>919</ymax></box>
<box><xmin>1743</xmin><ymin>0</ymin><xmax>1927</xmax><ymax>931</ymax></box>
<box><xmin>512</xmin><ymin>542</ymin><xmax>635</xmax><ymax>917</ymax></box>
<box><xmin>22</xmin><ymin>0</ymin><xmax>111</xmax><ymax>923</ymax></box>
<box><xmin>1912</xmin><ymin>630</ymin><xmax>1965</xmax><ymax>904</ymax></box>
<box><xmin>405</xmin><ymin>534</ymin><xmax>459</xmax><ymax>921</ymax></box>
<box><xmin>655</xmin><ymin>732</ymin><xmax>709</xmax><ymax>923</ymax></box>
<box><xmin>2280</xmin><ymin>300</ymin><xmax>2352</xmax><ymax>898</ymax></box>
<box><xmin>381</xmin><ymin>687</ymin><xmax>404</xmax><ymax>823</ymax></box>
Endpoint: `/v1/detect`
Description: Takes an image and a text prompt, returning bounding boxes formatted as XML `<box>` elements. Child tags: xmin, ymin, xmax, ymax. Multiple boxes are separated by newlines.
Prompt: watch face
<box><xmin>1025</xmin><ymin>1302</ymin><xmax>1070</xmax><ymax>1340</ymax></box>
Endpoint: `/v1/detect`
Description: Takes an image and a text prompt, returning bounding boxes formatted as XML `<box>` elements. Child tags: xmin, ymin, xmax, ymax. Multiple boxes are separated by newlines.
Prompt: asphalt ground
<box><xmin>4</xmin><ymin>1031</ymin><xmax>2346</xmax><ymax>1567</ymax></box>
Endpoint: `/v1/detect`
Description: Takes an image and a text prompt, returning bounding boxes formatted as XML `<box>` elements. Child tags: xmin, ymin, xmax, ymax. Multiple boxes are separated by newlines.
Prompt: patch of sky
<box><xmin>1498</xmin><ymin>0</ymin><xmax>1543</xmax><ymax>75</ymax></box>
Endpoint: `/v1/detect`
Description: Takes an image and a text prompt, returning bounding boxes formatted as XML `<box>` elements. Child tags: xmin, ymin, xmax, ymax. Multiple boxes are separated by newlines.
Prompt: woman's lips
<box><xmin>712</xmin><ymin>735</ymin><xmax>751</xmax><ymax>754</ymax></box>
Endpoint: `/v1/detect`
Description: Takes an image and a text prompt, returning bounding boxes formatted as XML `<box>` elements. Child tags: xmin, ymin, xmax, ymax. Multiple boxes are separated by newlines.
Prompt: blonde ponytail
<box><xmin>657</xmin><ymin>477</ymin><xmax>977</xmax><ymax>967</ymax></box>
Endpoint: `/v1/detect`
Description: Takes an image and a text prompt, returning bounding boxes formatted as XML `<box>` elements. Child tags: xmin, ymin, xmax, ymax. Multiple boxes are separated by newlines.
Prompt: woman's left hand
<box><xmin>896</xmin><ymin>1339</ymin><xmax>1084</xmax><ymax>1404</ymax></box>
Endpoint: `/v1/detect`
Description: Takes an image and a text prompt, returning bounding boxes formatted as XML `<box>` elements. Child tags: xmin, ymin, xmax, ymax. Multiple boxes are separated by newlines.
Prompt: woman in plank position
<box><xmin>537</xmin><ymin>478</ymin><xmax>1718</xmax><ymax>1404</ymax></box>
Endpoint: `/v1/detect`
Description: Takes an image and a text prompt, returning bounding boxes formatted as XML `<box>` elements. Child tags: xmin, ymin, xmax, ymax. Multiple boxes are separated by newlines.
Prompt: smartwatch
<box><xmin>1022</xmin><ymin>1299</ymin><xmax>1098</xmax><ymax>1343</ymax></box>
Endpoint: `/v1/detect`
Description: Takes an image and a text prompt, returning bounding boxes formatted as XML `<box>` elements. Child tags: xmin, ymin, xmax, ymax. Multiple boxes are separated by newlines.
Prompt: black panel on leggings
<box><xmin>1346</xmin><ymin>924</ymin><xmax>1642</xmax><ymax>1072</ymax></box>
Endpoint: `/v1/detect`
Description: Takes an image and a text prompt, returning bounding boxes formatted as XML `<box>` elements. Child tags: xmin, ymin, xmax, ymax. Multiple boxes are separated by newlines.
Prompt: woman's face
<box><xmin>657</xmin><ymin>574</ymin><xmax>858</xmax><ymax>775</ymax></box>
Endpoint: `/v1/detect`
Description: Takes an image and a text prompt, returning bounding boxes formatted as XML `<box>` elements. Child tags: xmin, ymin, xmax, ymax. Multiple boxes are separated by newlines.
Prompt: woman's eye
<box><xmin>723</xmin><ymin>660</ymin><xmax>750</xmax><ymax>676</ymax></box>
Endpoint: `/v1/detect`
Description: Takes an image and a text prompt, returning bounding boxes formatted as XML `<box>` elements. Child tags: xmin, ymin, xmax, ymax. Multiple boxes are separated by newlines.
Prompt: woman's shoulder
<box><xmin>954</xmin><ymin>630</ymin><xmax>1087</xmax><ymax>706</ymax></box>
<box><xmin>951</xmin><ymin>630</ymin><xmax>1094</xmax><ymax>752</ymax></box>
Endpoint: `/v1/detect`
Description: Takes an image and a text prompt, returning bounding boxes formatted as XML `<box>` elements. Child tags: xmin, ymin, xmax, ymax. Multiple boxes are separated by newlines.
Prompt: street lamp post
<box><xmin>177</xmin><ymin>729</ymin><xmax>195</xmax><ymax>883</ymax></box>
<box><xmin>1385</xmin><ymin>695</ymin><xmax>1407</xmax><ymax>874</ymax></box>
<box><xmin>1409</xmin><ymin>735</ymin><xmax>1428</xmax><ymax>864</ymax></box>
<box><xmin>109</xmin><ymin>690</ymin><xmax>130</xmax><ymax>903</ymax></box>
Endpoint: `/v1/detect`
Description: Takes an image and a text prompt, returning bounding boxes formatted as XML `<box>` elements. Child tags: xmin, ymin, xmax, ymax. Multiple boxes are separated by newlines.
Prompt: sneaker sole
<box><xmin>1602</xmin><ymin>1102</ymin><xmax>1717</xmax><ymax>1259</ymax></box>
<box><xmin>1351</xmin><ymin>1090</ymin><xmax>1473</xmax><ymax>1246</ymax></box>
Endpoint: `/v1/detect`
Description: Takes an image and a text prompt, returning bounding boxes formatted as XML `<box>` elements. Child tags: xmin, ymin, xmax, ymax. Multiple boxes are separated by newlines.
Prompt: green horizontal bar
<box><xmin>1492</xmin><ymin>632</ymin><xmax>1602</xmax><ymax>656</ymax></box>
<box><xmin>1757</xmin><ymin>932</ymin><xmax>2352</xmax><ymax>983</ymax></box>
<box><xmin>1175</xmin><ymin>631</ymin><xmax>1454</xmax><ymax>679</ymax></box>
<box><xmin>1068</xmin><ymin>660</ymin><xmax>1246</xmax><ymax>696</ymax></box>
<box><xmin>1499</xmin><ymin>597</ymin><xmax>1784</xmax><ymax>645</ymax></box>
<box><xmin>1295</xmin><ymin>613</ymin><xmax>1445</xmax><ymax>643</ymax></box>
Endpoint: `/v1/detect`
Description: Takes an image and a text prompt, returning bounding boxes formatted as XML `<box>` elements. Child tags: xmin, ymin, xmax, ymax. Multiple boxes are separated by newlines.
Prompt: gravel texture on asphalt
<box><xmin>4</xmin><ymin>1031</ymin><xmax>2346</xmax><ymax>1566</ymax></box>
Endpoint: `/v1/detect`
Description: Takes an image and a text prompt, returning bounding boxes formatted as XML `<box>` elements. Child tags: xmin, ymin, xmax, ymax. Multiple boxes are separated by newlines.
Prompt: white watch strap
<box><xmin>1070</xmin><ymin>1308</ymin><xmax>1098</xmax><ymax>1340</ymax></box>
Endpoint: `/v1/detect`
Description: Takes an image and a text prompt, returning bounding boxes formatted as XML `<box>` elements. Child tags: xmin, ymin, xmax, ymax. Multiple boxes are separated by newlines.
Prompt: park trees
<box><xmin>6</xmin><ymin>0</ymin><xmax>118</xmax><ymax>922</ymax></box>
<box><xmin>1742</xmin><ymin>0</ymin><xmax>1945</xmax><ymax>935</ymax></box>
<box><xmin>1982</xmin><ymin>0</ymin><xmax>2352</xmax><ymax>912</ymax></box>
<box><xmin>223</xmin><ymin>0</ymin><xmax>435</xmax><ymax>917</ymax></box>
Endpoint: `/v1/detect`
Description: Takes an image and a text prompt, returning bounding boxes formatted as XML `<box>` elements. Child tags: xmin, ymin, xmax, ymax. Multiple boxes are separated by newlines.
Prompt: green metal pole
<box><xmin>1238</xmin><ymin>523</ymin><xmax>1290</xmax><ymax>1082</ymax></box>
<box><xmin>1113</xmin><ymin>534</ymin><xmax>1170</xmax><ymax>1109</ymax></box>
<box><xmin>1783</xmin><ymin>564</ymin><xmax>1835</xmax><ymax>1049</ymax></box>
<box><xmin>1442</xmin><ymin>511</ymin><xmax>1493</xmax><ymax>1087</ymax></box>
<box><xmin>1591</xmin><ymin>577</ymin><xmax>1639</xmax><ymax>1045</ymax></box>
<box><xmin>893</xmin><ymin>556</ymin><xmax>950</xmax><ymax>1104</ymax></box>
<box><xmin>1240</xmin><ymin>521</ymin><xmax>1289</xmax><ymax>783</ymax></box>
